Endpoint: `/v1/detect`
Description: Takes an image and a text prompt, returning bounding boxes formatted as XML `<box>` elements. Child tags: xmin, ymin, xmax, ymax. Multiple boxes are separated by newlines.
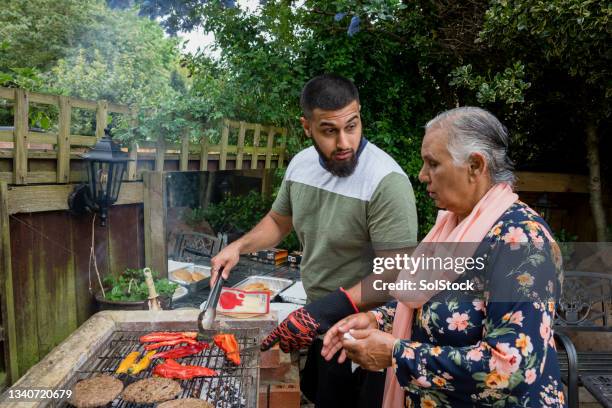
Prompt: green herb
<box><xmin>102</xmin><ymin>268</ymin><xmax>178</xmax><ymax>302</ymax></box>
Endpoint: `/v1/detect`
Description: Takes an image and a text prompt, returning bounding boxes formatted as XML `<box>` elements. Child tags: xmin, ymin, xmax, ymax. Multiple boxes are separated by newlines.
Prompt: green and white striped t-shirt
<box><xmin>272</xmin><ymin>140</ymin><xmax>418</xmax><ymax>302</ymax></box>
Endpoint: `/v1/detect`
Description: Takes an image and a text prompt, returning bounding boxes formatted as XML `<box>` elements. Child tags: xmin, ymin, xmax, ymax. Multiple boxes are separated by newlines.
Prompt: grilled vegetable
<box><xmin>115</xmin><ymin>351</ymin><xmax>140</xmax><ymax>374</ymax></box>
<box><xmin>144</xmin><ymin>338</ymin><xmax>198</xmax><ymax>351</ymax></box>
<box><xmin>153</xmin><ymin>359</ymin><xmax>218</xmax><ymax>379</ymax></box>
<box><xmin>129</xmin><ymin>350</ymin><xmax>157</xmax><ymax>375</ymax></box>
<box><xmin>213</xmin><ymin>334</ymin><xmax>241</xmax><ymax>365</ymax></box>
<box><xmin>152</xmin><ymin>342</ymin><xmax>209</xmax><ymax>359</ymax></box>
<box><xmin>139</xmin><ymin>331</ymin><xmax>198</xmax><ymax>343</ymax></box>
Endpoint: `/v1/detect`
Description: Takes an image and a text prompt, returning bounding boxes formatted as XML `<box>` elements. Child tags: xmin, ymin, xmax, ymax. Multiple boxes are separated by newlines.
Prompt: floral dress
<box><xmin>373</xmin><ymin>202</ymin><xmax>566</xmax><ymax>407</ymax></box>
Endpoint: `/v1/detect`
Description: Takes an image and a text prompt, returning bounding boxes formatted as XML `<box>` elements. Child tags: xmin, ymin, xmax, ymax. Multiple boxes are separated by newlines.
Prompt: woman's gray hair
<box><xmin>426</xmin><ymin>106</ymin><xmax>516</xmax><ymax>186</ymax></box>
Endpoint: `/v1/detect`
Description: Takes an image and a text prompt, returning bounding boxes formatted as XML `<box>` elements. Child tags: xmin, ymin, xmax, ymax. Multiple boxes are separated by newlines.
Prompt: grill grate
<box><xmin>57</xmin><ymin>328</ymin><xmax>260</xmax><ymax>408</ymax></box>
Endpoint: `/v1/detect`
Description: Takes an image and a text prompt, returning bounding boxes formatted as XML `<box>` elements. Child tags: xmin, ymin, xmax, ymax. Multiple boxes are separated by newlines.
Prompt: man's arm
<box><xmin>210</xmin><ymin>210</ymin><xmax>292</xmax><ymax>284</ymax></box>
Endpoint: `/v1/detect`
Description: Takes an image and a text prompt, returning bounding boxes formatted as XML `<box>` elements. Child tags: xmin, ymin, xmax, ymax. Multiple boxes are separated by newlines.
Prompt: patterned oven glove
<box><xmin>261</xmin><ymin>287</ymin><xmax>359</xmax><ymax>352</ymax></box>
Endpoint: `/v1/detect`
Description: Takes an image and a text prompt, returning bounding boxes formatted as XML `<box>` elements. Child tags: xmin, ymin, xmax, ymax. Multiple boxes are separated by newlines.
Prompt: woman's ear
<box><xmin>468</xmin><ymin>153</ymin><xmax>487</xmax><ymax>181</ymax></box>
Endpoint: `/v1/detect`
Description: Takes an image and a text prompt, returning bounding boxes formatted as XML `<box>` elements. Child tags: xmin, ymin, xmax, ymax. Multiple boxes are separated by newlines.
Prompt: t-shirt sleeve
<box><xmin>367</xmin><ymin>172</ymin><xmax>418</xmax><ymax>249</ymax></box>
<box><xmin>271</xmin><ymin>178</ymin><xmax>292</xmax><ymax>216</ymax></box>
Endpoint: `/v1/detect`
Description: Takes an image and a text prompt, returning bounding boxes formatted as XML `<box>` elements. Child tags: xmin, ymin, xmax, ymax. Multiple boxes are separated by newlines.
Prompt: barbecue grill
<box><xmin>1</xmin><ymin>310</ymin><xmax>277</xmax><ymax>408</ymax></box>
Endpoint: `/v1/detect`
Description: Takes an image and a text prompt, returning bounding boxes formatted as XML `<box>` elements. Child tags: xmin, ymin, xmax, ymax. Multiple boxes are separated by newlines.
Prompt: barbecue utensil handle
<box><xmin>143</xmin><ymin>267</ymin><xmax>162</xmax><ymax>311</ymax></box>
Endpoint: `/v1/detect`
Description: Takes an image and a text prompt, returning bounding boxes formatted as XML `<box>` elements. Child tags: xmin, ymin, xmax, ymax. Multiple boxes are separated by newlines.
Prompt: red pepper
<box><xmin>140</xmin><ymin>331</ymin><xmax>198</xmax><ymax>343</ymax></box>
<box><xmin>151</xmin><ymin>342</ymin><xmax>209</xmax><ymax>359</ymax></box>
<box><xmin>153</xmin><ymin>359</ymin><xmax>218</xmax><ymax>379</ymax></box>
<box><xmin>144</xmin><ymin>337</ymin><xmax>198</xmax><ymax>351</ymax></box>
<box><xmin>213</xmin><ymin>334</ymin><xmax>241</xmax><ymax>365</ymax></box>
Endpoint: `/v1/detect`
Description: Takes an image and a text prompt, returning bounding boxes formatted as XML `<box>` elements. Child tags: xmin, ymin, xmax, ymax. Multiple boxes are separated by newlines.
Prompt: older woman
<box><xmin>322</xmin><ymin>107</ymin><xmax>565</xmax><ymax>407</ymax></box>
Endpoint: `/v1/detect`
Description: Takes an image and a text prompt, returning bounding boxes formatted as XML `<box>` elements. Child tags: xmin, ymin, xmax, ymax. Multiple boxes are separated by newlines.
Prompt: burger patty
<box><xmin>157</xmin><ymin>398</ymin><xmax>214</xmax><ymax>408</ymax></box>
<box><xmin>121</xmin><ymin>377</ymin><xmax>182</xmax><ymax>404</ymax></box>
<box><xmin>70</xmin><ymin>374</ymin><xmax>123</xmax><ymax>408</ymax></box>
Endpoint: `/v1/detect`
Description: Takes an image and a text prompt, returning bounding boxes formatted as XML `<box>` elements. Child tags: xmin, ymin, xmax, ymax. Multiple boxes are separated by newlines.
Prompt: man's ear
<box><xmin>468</xmin><ymin>153</ymin><xmax>487</xmax><ymax>180</ymax></box>
<box><xmin>300</xmin><ymin>116</ymin><xmax>311</xmax><ymax>138</ymax></box>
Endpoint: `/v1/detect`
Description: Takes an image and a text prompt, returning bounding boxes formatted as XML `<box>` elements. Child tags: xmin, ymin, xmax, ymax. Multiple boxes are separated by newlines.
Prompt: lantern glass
<box><xmin>87</xmin><ymin>160</ymin><xmax>127</xmax><ymax>207</ymax></box>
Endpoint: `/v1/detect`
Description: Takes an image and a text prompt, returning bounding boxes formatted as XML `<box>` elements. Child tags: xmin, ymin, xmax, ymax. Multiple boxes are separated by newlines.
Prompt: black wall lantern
<box><xmin>68</xmin><ymin>128</ymin><xmax>130</xmax><ymax>226</ymax></box>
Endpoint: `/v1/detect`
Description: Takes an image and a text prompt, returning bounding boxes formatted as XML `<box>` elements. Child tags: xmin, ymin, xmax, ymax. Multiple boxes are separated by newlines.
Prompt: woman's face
<box><xmin>418</xmin><ymin>126</ymin><xmax>484</xmax><ymax>218</ymax></box>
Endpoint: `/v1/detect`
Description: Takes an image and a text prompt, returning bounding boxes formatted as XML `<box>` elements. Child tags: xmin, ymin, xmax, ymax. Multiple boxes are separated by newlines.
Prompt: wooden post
<box><xmin>95</xmin><ymin>100</ymin><xmax>108</xmax><ymax>139</ymax></box>
<box><xmin>180</xmin><ymin>131</ymin><xmax>189</xmax><ymax>172</ymax></box>
<box><xmin>219</xmin><ymin>119</ymin><xmax>229</xmax><ymax>170</ymax></box>
<box><xmin>143</xmin><ymin>171</ymin><xmax>167</xmax><ymax>278</ymax></box>
<box><xmin>155</xmin><ymin>135</ymin><xmax>165</xmax><ymax>171</ymax></box>
<box><xmin>127</xmin><ymin>108</ymin><xmax>139</xmax><ymax>180</ymax></box>
<box><xmin>13</xmin><ymin>89</ymin><xmax>29</xmax><ymax>185</ymax></box>
<box><xmin>278</xmin><ymin>128</ymin><xmax>287</xmax><ymax>168</ymax></box>
<box><xmin>251</xmin><ymin>124</ymin><xmax>261</xmax><ymax>170</ymax></box>
<box><xmin>57</xmin><ymin>96</ymin><xmax>71</xmax><ymax>183</ymax></box>
<box><xmin>200</xmin><ymin>133</ymin><xmax>209</xmax><ymax>171</ymax></box>
<box><xmin>0</xmin><ymin>182</ymin><xmax>19</xmax><ymax>384</ymax></box>
<box><xmin>236</xmin><ymin>121</ymin><xmax>246</xmax><ymax>170</ymax></box>
<box><xmin>127</xmin><ymin>141</ymin><xmax>138</xmax><ymax>180</ymax></box>
<box><xmin>265</xmin><ymin>127</ymin><xmax>275</xmax><ymax>169</ymax></box>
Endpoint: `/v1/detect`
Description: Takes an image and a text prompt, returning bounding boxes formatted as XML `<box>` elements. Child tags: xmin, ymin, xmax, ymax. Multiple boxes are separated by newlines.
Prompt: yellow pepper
<box><xmin>115</xmin><ymin>351</ymin><xmax>140</xmax><ymax>374</ymax></box>
<box><xmin>129</xmin><ymin>350</ymin><xmax>156</xmax><ymax>375</ymax></box>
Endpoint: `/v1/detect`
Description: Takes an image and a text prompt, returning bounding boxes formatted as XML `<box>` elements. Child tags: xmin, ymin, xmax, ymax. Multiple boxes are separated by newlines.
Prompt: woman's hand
<box><xmin>321</xmin><ymin>312</ymin><xmax>378</xmax><ymax>363</ymax></box>
<box><xmin>342</xmin><ymin>328</ymin><xmax>396</xmax><ymax>371</ymax></box>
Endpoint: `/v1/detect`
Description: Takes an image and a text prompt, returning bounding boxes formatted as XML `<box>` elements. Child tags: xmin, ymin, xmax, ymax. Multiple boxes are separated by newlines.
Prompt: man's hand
<box><xmin>261</xmin><ymin>288</ymin><xmax>359</xmax><ymax>352</ymax></box>
<box><xmin>210</xmin><ymin>243</ymin><xmax>241</xmax><ymax>286</ymax></box>
<box><xmin>321</xmin><ymin>312</ymin><xmax>378</xmax><ymax>363</ymax></box>
<box><xmin>342</xmin><ymin>328</ymin><xmax>396</xmax><ymax>371</ymax></box>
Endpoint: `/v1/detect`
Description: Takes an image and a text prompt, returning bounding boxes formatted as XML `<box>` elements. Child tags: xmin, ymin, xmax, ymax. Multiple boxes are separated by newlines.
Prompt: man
<box><xmin>211</xmin><ymin>74</ymin><xmax>417</xmax><ymax>407</ymax></box>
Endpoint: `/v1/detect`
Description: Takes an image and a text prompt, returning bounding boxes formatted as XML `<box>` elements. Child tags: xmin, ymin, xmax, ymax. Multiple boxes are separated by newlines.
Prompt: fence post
<box><xmin>57</xmin><ymin>96</ymin><xmax>71</xmax><ymax>183</ymax></box>
<box><xmin>127</xmin><ymin>108</ymin><xmax>139</xmax><ymax>180</ymax></box>
<box><xmin>265</xmin><ymin>127</ymin><xmax>275</xmax><ymax>169</ymax></box>
<box><xmin>143</xmin><ymin>172</ymin><xmax>167</xmax><ymax>278</ymax></box>
<box><xmin>278</xmin><ymin>128</ymin><xmax>287</xmax><ymax>168</ymax></box>
<box><xmin>236</xmin><ymin>121</ymin><xmax>246</xmax><ymax>170</ymax></box>
<box><xmin>219</xmin><ymin>119</ymin><xmax>229</xmax><ymax>170</ymax></box>
<box><xmin>155</xmin><ymin>135</ymin><xmax>165</xmax><ymax>171</ymax></box>
<box><xmin>0</xmin><ymin>182</ymin><xmax>19</xmax><ymax>383</ymax></box>
<box><xmin>251</xmin><ymin>124</ymin><xmax>261</xmax><ymax>170</ymax></box>
<box><xmin>200</xmin><ymin>132</ymin><xmax>209</xmax><ymax>171</ymax></box>
<box><xmin>95</xmin><ymin>100</ymin><xmax>108</xmax><ymax>139</ymax></box>
<box><xmin>180</xmin><ymin>131</ymin><xmax>190</xmax><ymax>172</ymax></box>
<box><xmin>13</xmin><ymin>89</ymin><xmax>28</xmax><ymax>185</ymax></box>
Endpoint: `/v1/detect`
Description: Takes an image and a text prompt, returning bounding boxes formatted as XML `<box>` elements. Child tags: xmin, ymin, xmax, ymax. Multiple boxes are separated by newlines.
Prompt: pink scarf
<box><xmin>382</xmin><ymin>183</ymin><xmax>518</xmax><ymax>408</ymax></box>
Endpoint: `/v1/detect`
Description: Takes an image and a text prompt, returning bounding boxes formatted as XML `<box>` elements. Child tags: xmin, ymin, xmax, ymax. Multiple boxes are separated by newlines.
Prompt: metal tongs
<box><xmin>198</xmin><ymin>271</ymin><xmax>226</xmax><ymax>333</ymax></box>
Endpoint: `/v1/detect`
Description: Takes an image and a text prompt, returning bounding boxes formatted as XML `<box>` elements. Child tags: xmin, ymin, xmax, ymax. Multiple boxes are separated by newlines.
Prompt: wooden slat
<box><xmin>0</xmin><ymin>129</ymin><xmax>13</xmax><ymax>142</ymax></box>
<box><xmin>95</xmin><ymin>100</ymin><xmax>108</xmax><ymax>139</ymax></box>
<box><xmin>179</xmin><ymin>132</ymin><xmax>189</xmax><ymax>171</ymax></box>
<box><xmin>13</xmin><ymin>89</ymin><xmax>29</xmax><ymax>184</ymax></box>
<box><xmin>57</xmin><ymin>96</ymin><xmax>71</xmax><ymax>183</ymax></box>
<box><xmin>71</xmin><ymin>135</ymin><xmax>97</xmax><ymax>147</ymax></box>
<box><xmin>155</xmin><ymin>135</ymin><xmax>165</xmax><ymax>171</ymax></box>
<box><xmin>200</xmin><ymin>134</ymin><xmax>209</xmax><ymax>171</ymax></box>
<box><xmin>219</xmin><ymin>120</ymin><xmax>229</xmax><ymax>170</ymax></box>
<box><xmin>236</xmin><ymin>121</ymin><xmax>246</xmax><ymax>170</ymax></box>
<box><xmin>28</xmin><ymin>132</ymin><xmax>57</xmax><ymax>145</ymax></box>
<box><xmin>69</xmin><ymin>98</ymin><xmax>97</xmax><ymax>111</ymax></box>
<box><xmin>28</xmin><ymin>92</ymin><xmax>58</xmax><ymax>106</ymax></box>
<box><xmin>127</xmin><ymin>142</ymin><xmax>138</xmax><ymax>180</ymax></box>
<box><xmin>107</xmin><ymin>102</ymin><xmax>130</xmax><ymax>114</ymax></box>
<box><xmin>265</xmin><ymin>127</ymin><xmax>275</xmax><ymax>169</ymax></box>
<box><xmin>0</xmin><ymin>87</ymin><xmax>15</xmax><ymax>100</ymax></box>
<box><xmin>278</xmin><ymin>128</ymin><xmax>287</xmax><ymax>168</ymax></box>
<box><xmin>6</xmin><ymin>182</ymin><xmax>144</xmax><ymax>214</ymax></box>
<box><xmin>0</xmin><ymin>182</ymin><xmax>19</xmax><ymax>384</ymax></box>
<box><xmin>515</xmin><ymin>171</ymin><xmax>589</xmax><ymax>193</ymax></box>
<box><xmin>251</xmin><ymin>124</ymin><xmax>261</xmax><ymax>170</ymax></box>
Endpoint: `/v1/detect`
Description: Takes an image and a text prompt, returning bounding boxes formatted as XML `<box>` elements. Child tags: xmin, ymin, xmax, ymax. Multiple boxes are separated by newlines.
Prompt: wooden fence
<box><xmin>0</xmin><ymin>86</ymin><xmax>287</xmax><ymax>186</ymax></box>
<box><xmin>0</xmin><ymin>87</ymin><xmax>287</xmax><ymax>387</ymax></box>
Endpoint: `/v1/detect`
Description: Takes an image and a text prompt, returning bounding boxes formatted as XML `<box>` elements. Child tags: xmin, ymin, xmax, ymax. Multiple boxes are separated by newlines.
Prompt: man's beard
<box><xmin>313</xmin><ymin>137</ymin><xmax>360</xmax><ymax>177</ymax></box>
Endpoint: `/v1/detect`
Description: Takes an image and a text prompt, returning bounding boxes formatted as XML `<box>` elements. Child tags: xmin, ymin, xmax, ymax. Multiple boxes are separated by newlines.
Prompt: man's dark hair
<box><xmin>300</xmin><ymin>74</ymin><xmax>360</xmax><ymax>118</ymax></box>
